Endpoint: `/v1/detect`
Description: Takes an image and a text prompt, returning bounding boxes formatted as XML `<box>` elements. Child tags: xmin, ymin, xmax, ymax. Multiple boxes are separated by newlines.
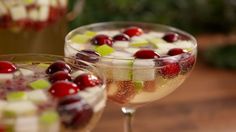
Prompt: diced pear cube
<box><xmin>124</xmin><ymin>48</ymin><xmax>140</xmax><ymax>54</ymax></box>
<box><xmin>28</xmin><ymin>79</ymin><xmax>51</xmax><ymax>90</ymax></box>
<box><xmin>112</xmin><ymin>59</ymin><xmax>133</xmax><ymax>81</ymax></box>
<box><xmin>130</xmin><ymin>37</ymin><xmax>149</xmax><ymax>47</ymax></box>
<box><xmin>37</xmin><ymin>0</ymin><xmax>49</xmax><ymax>6</ymax></box>
<box><xmin>9</xmin><ymin>5</ymin><xmax>27</xmax><ymax>21</ymax></box>
<box><xmin>28</xmin><ymin>9</ymin><xmax>39</xmax><ymax>21</ymax></box>
<box><xmin>38</xmin><ymin>5</ymin><xmax>49</xmax><ymax>21</ymax></box>
<box><xmin>110</xmin><ymin>51</ymin><xmax>133</xmax><ymax>59</ymax></box>
<box><xmin>64</xmin><ymin>43</ymin><xmax>81</xmax><ymax>57</ymax></box>
<box><xmin>174</xmin><ymin>41</ymin><xmax>194</xmax><ymax>50</ymax></box>
<box><xmin>3</xmin><ymin>101</ymin><xmax>37</xmax><ymax>117</ymax></box>
<box><xmin>84</xmin><ymin>31</ymin><xmax>97</xmax><ymax>37</ymax></box>
<box><xmin>7</xmin><ymin>92</ymin><xmax>27</xmax><ymax>101</ymax></box>
<box><xmin>27</xmin><ymin>90</ymin><xmax>48</xmax><ymax>103</ymax></box>
<box><xmin>0</xmin><ymin>1</ymin><xmax>7</xmax><ymax>16</ymax></box>
<box><xmin>71</xmin><ymin>34</ymin><xmax>91</xmax><ymax>44</ymax></box>
<box><xmin>19</xmin><ymin>68</ymin><xmax>34</xmax><ymax>77</ymax></box>
<box><xmin>15</xmin><ymin>116</ymin><xmax>38</xmax><ymax>132</ymax></box>
<box><xmin>132</xmin><ymin>59</ymin><xmax>156</xmax><ymax>81</ymax></box>
<box><xmin>95</xmin><ymin>45</ymin><xmax>114</xmax><ymax>56</ymax></box>
<box><xmin>113</xmin><ymin>41</ymin><xmax>129</xmax><ymax>49</ymax></box>
<box><xmin>40</xmin><ymin>111</ymin><xmax>59</xmax><ymax>124</ymax></box>
<box><xmin>0</xmin><ymin>73</ymin><xmax>13</xmax><ymax>82</ymax></box>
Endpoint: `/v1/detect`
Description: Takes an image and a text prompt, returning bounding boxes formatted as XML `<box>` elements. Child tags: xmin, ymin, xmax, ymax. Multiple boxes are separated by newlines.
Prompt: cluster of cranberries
<box><xmin>45</xmin><ymin>61</ymin><xmax>101</xmax><ymax>129</ymax></box>
<box><xmin>77</xmin><ymin>27</ymin><xmax>195</xmax><ymax>78</ymax></box>
<box><xmin>0</xmin><ymin>4</ymin><xmax>66</xmax><ymax>31</ymax></box>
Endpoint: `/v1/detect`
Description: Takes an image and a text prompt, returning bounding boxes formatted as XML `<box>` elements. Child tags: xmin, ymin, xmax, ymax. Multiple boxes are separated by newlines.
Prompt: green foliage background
<box><xmin>68</xmin><ymin>0</ymin><xmax>236</xmax><ymax>34</ymax></box>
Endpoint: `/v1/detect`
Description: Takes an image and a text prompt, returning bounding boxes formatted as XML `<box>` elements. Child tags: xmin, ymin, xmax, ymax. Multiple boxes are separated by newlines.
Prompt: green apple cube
<box><xmin>38</xmin><ymin>63</ymin><xmax>50</xmax><ymax>68</ymax></box>
<box><xmin>112</xmin><ymin>59</ymin><xmax>133</xmax><ymax>81</ymax></box>
<box><xmin>23</xmin><ymin>0</ymin><xmax>34</xmax><ymax>4</ymax></box>
<box><xmin>130</xmin><ymin>40</ymin><xmax>149</xmax><ymax>47</ymax></box>
<box><xmin>3</xmin><ymin>101</ymin><xmax>37</xmax><ymax>117</ymax></box>
<box><xmin>7</xmin><ymin>92</ymin><xmax>27</xmax><ymax>101</ymax></box>
<box><xmin>40</xmin><ymin>111</ymin><xmax>59</xmax><ymax>124</ymax></box>
<box><xmin>27</xmin><ymin>90</ymin><xmax>48</xmax><ymax>103</ymax></box>
<box><xmin>71</xmin><ymin>34</ymin><xmax>91</xmax><ymax>44</ymax></box>
<box><xmin>15</xmin><ymin>116</ymin><xmax>38</xmax><ymax>132</ymax></box>
<box><xmin>133</xmin><ymin>81</ymin><xmax>144</xmax><ymax>92</ymax></box>
<box><xmin>84</xmin><ymin>31</ymin><xmax>97</xmax><ymax>37</ymax></box>
<box><xmin>29</xmin><ymin>79</ymin><xmax>51</xmax><ymax>90</ymax></box>
<box><xmin>132</xmin><ymin>59</ymin><xmax>155</xmax><ymax>81</ymax></box>
<box><xmin>113</xmin><ymin>41</ymin><xmax>129</xmax><ymax>49</ymax></box>
<box><xmin>95</xmin><ymin>45</ymin><xmax>114</xmax><ymax>56</ymax></box>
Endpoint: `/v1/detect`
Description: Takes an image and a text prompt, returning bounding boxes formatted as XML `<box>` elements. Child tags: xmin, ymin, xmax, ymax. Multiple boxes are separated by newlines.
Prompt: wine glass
<box><xmin>0</xmin><ymin>54</ymin><xmax>106</xmax><ymax>132</ymax></box>
<box><xmin>64</xmin><ymin>22</ymin><xmax>197</xmax><ymax>132</ymax></box>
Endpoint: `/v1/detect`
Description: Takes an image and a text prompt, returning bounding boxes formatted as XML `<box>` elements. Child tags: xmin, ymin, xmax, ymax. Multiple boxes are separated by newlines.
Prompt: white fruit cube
<box><xmin>19</xmin><ymin>68</ymin><xmax>34</xmax><ymax>76</ymax></box>
<box><xmin>0</xmin><ymin>73</ymin><xmax>13</xmax><ymax>82</ymax></box>
<box><xmin>9</xmin><ymin>5</ymin><xmax>27</xmax><ymax>21</ymax></box>
<box><xmin>113</xmin><ymin>41</ymin><xmax>129</xmax><ymax>49</ymax></box>
<box><xmin>0</xmin><ymin>1</ymin><xmax>7</xmax><ymax>16</ymax></box>
<box><xmin>3</xmin><ymin>101</ymin><xmax>37</xmax><ymax>117</ymax></box>
<box><xmin>124</xmin><ymin>48</ymin><xmax>140</xmax><ymax>54</ymax></box>
<box><xmin>58</xmin><ymin>0</ymin><xmax>67</xmax><ymax>7</ymax></box>
<box><xmin>110</xmin><ymin>51</ymin><xmax>133</xmax><ymax>59</ymax></box>
<box><xmin>112</xmin><ymin>59</ymin><xmax>133</xmax><ymax>81</ymax></box>
<box><xmin>37</xmin><ymin>0</ymin><xmax>49</xmax><ymax>6</ymax></box>
<box><xmin>174</xmin><ymin>40</ymin><xmax>194</xmax><ymax>50</ymax></box>
<box><xmin>38</xmin><ymin>5</ymin><xmax>49</xmax><ymax>21</ymax></box>
<box><xmin>27</xmin><ymin>90</ymin><xmax>48</xmax><ymax>103</ymax></box>
<box><xmin>28</xmin><ymin>9</ymin><xmax>39</xmax><ymax>21</ymax></box>
<box><xmin>98</xmin><ymin>57</ymin><xmax>113</xmax><ymax>79</ymax></box>
<box><xmin>132</xmin><ymin>59</ymin><xmax>155</xmax><ymax>81</ymax></box>
<box><xmin>15</xmin><ymin>116</ymin><xmax>38</xmax><ymax>132</ymax></box>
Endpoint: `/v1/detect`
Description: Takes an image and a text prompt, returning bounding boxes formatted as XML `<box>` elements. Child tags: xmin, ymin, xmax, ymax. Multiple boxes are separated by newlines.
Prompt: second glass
<box><xmin>65</xmin><ymin>22</ymin><xmax>197</xmax><ymax>132</ymax></box>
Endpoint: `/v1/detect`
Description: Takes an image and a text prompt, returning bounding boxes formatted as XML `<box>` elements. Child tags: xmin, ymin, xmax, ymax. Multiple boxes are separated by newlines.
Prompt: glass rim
<box><xmin>65</xmin><ymin>21</ymin><xmax>197</xmax><ymax>61</ymax></box>
<box><xmin>0</xmin><ymin>53</ymin><xmax>106</xmax><ymax>89</ymax></box>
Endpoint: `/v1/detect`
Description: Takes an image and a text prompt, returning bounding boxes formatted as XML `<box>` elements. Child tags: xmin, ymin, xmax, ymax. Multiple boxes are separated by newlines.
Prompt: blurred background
<box><xmin>1</xmin><ymin>0</ymin><xmax>236</xmax><ymax>131</ymax></box>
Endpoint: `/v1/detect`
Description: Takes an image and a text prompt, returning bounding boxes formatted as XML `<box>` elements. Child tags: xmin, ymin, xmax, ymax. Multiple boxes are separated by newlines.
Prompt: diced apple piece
<box><xmin>23</xmin><ymin>0</ymin><xmax>35</xmax><ymax>5</ymax></box>
<box><xmin>28</xmin><ymin>9</ymin><xmax>39</xmax><ymax>21</ymax></box>
<box><xmin>124</xmin><ymin>48</ymin><xmax>140</xmax><ymax>54</ymax></box>
<box><xmin>155</xmin><ymin>43</ymin><xmax>176</xmax><ymax>49</ymax></box>
<box><xmin>3</xmin><ymin>101</ymin><xmax>37</xmax><ymax>117</ymax></box>
<box><xmin>37</xmin><ymin>0</ymin><xmax>49</xmax><ymax>6</ymax></box>
<box><xmin>0</xmin><ymin>73</ymin><xmax>13</xmax><ymax>82</ymax></box>
<box><xmin>27</xmin><ymin>90</ymin><xmax>48</xmax><ymax>103</ymax></box>
<box><xmin>0</xmin><ymin>2</ymin><xmax>7</xmax><ymax>16</ymax></box>
<box><xmin>132</xmin><ymin>59</ymin><xmax>155</xmax><ymax>81</ymax></box>
<box><xmin>71</xmin><ymin>34</ymin><xmax>91</xmax><ymax>44</ymax></box>
<box><xmin>110</xmin><ymin>51</ymin><xmax>133</xmax><ymax>59</ymax></box>
<box><xmin>112</xmin><ymin>59</ymin><xmax>133</xmax><ymax>81</ymax></box>
<box><xmin>130</xmin><ymin>37</ymin><xmax>149</xmax><ymax>47</ymax></box>
<box><xmin>95</xmin><ymin>45</ymin><xmax>114</xmax><ymax>56</ymax></box>
<box><xmin>19</xmin><ymin>68</ymin><xmax>34</xmax><ymax>77</ymax></box>
<box><xmin>28</xmin><ymin>79</ymin><xmax>51</xmax><ymax>90</ymax></box>
<box><xmin>108</xmin><ymin>81</ymin><xmax>136</xmax><ymax>104</ymax></box>
<box><xmin>84</xmin><ymin>31</ymin><xmax>97</xmax><ymax>37</ymax></box>
<box><xmin>7</xmin><ymin>92</ymin><xmax>27</xmax><ymax>101</ymax></box>
<box><xmin>113</xmin><ymin>41</ymin><xmax>129</xmax><ymax>49</ymax></box>
<box><xmin>9</xmin><ymin>5</ymin><xmax>27</xmax><ymax>21</ymax></box>
<box><xmin>15</xmin><ymin>116</ymin><xmax>38</xmax><ymax>132</ymax></box>
<box><xmin>174</xmin><ymin>41</ymin><xmax>194</xmax><ymax>50</ymax></box>
<box><xmin>38</xmin><ymin>5</ymin><xmax>49</xmax><ymax>21</ymax></box>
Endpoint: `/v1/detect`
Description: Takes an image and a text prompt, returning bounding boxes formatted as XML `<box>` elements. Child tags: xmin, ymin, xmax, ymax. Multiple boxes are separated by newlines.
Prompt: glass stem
<box><xmin>121</xmin><ymin>107</ymin><xmax>136</xmax><ymax>132</ymax></box>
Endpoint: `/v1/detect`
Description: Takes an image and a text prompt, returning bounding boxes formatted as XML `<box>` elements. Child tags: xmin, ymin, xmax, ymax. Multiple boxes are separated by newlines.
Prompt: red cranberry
<box><xmin>74</xmin><ymin>73</ymin><xmax>101</xmax><ymax>90</ymax></box>
<box><xmin>91</xmin><ymin>34</ymin><xmax>113</xmax><ymax>46</ymax></box>
<box><xmin>48</xmin><ymin>81</ymin><xmax>79</xmax><ymax>98</ymax></box>
<box><xmin>123</xmin><ymin>27</ymin><xmax>143</xmax><ymax>37</ymax></box>
<box><xmin>76</xmin><ymin>50</ymin><xmax>100</xmax><ymax>63</ymax></box>
<box><xmin>134</xmin><ymin>49</ymin><xmax>160</xmax><ymax>59</ymax></box>
<box><xmin>57</xmin><ymin>95</ymin><xmax>93</xmax><ymax>129</ymax></box>
<box><xmin>162</xmin><ymin>32</ymin><xmax>179</xmax><ymax>43</ymax></box>
<box><xmin>179</xmin><ymin>53</ymin><xmax>196</xmax><ymax>73</ymax></box>
<box><xmin>0</xmin><ymin>61</ymin><xmax>17</xmax><ymax>73</ymax></box>
<box><xmin>112</xmin><ymin>34</ymin><xmax>130</xmax><ymax>41</ymax></box>
<box><xmin>168</xmin><ymin>48</ymin><xmax>186</xmax><ymax>56</ymax></box>
<box><xmin>46</xmin><ymin>61</ymin><xmax>72</xmax><ymax>74</ymax></box>
<box><xmin>157</xmin><ymin>59</ymin><xmax>180</xmax><ymax>78</ymax></box>
<box><xmin>49</xmin><ymin>71</ymin><xmax>72</xmax><ymax>83</ymax></box>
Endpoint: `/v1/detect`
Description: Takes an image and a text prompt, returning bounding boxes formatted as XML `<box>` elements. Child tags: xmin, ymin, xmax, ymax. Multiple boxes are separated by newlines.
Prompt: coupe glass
<box><xmin>0</xmin><ymin>54</ymin><xmax>106</xmax><ymax>132</ymax></box>
<box><xmin>64</xmin><ymin>22</ymin><xmax>197</xmax><ymax>132</ymax></box>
